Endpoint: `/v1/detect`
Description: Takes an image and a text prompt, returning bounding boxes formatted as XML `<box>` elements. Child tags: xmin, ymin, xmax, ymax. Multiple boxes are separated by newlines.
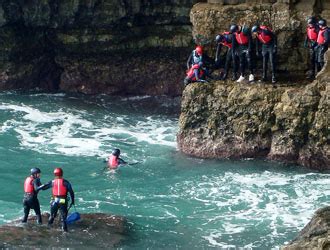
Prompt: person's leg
<box><xmin>48</xmin><ymin>202</ymin><xmax>59</xmax><ymax>225</ymax></box>
<box><xmin>262</xmin><ymin>48</ymin><xmax>268</xmax><ymax>81</ymax></box>
<box><xmin>59</xmin><ymin>205</ymin><xmax>68</xmax><ymax>232</ymax></box>
<box><xmin>270</xmin><ymin>49</ymin><xmax>276</xmax><ymax>83</ymax></box>
<box><xmin>32</xmin><ymin>199</ymin><xmax>42</xmax><ymax>224</ymax></box>
<box><xmin>22</xmin><ymin>198</ymin><xmax>30</xmax><ymax>223</ymax></box>
<box><xmin>222</xmin><ymin>49</ymin><xmax>232</xmax><ymax>80</ymax></box>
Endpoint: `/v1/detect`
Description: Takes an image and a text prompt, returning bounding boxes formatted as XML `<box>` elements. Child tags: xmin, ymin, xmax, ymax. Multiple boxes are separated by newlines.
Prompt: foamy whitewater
<box><xmin>0</xmin><ymin>92</ymin><xmax>329</xmax><ymax>249</ymax></box>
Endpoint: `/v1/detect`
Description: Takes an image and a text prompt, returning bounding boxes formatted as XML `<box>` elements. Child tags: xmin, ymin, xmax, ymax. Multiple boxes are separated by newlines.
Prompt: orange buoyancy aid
<box><xmin>317</xmin><ymin>28</ymin><xmax>327</xmax><ymax>45</ymax></box>
<box><xmin>235</xmin><ymin>32</ymin><xmax>249</xmax><ymax>45</ymax></box>
<box><xmin>24</xmin><ymin>176</ymin><xmax>34</xmax><ymax>193</ymax></box>
<box><xmin>109</xmin><ymin>155</ymin><xmax>119</xmax><ymax>168</ymax></box>
<box><xmin>307</xmin><ymin>26</ymin><xmax>318</xmax><ymax>41</ymax></box>
<box><xmin>52</xmin><ymin>178</ymin><xmax>67</xmax><ymax>197</ymax></box>
<box><xmin>257</xmin><ymin>26</ymin><xmax>273</xmax><ymax>44</ymax></box>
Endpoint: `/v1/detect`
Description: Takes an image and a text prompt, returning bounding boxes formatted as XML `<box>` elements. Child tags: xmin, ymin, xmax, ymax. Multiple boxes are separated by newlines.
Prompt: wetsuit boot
<box><xmin>36</xmin><ymin>214</ymin><xmax>42</xmax><ymax>224</ymax></box>
<box><xmin>271</xmin><ymin>74</ymin><xmax>277</xmax><ymax>83</ymax></box>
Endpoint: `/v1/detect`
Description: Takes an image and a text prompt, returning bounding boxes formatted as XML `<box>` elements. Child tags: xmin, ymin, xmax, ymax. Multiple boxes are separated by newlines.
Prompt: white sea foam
<box><xmin>0</xmin><ymin>101</ymin><xmax>177</xmax><ymax>156</ymax></box>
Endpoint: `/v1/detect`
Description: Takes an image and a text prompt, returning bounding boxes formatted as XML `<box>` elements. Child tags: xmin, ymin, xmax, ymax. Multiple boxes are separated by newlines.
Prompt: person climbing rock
<box><xmin>252</xmin><ymin>24</ymin><xmax>277</xmax><ymax>83</ymax></box>
<box><xmin>231</xmin><ymin>24</ymin><xmax>254</xmax><ymax>83</ymax></box>
<box><xmin>315</xmin><ymin>19</ymin><xmax>329</xmax><ymax>72</ymax></box>
<box><xmin>22</xmin><ymin>168</ymin><xmax>46</xmax><ymax>224</ymax></box>
<box><xmin>43</xmin><ymin>168</ymin><xmax>75</xmax><ymax>232</ymax></box>
<box><xmin>215</xmin><ymin>31</ymin><xmax>238</xmax><ymax>81</ymax></box>
<box><xmin>304</xmin><ymin>16</ymin><xmax>319</xmax><ymax>79</ymax></box>
<box><xmin>108</xmin><ymin>148</ymin><xmax>127</xmax><ymax>169</ymax></box>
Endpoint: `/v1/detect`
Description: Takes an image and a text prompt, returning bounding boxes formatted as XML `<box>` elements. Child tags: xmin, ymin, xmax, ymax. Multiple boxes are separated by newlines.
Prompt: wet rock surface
<box><xmin>281</xmin><ymin>206</ymin><xmax>330</xmax><ymax>250</ymax></box>
<box><xmin>177</xmin><ymin>51</ymin><xmax>329</xmax><ymax>170</ymax></box>
<box><xmin>0</xmin><ymin>213</ymin><xmax>129</xmax><ymax>248</ymax></box>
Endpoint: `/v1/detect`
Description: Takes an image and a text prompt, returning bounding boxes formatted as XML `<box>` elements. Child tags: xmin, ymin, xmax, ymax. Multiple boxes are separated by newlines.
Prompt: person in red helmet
<box><xmin>43</xmin><ymin>168</ymin><xmax>75</xmax><ymax>232</ymax></box>
<box><xmin>184</xmin><ymin>45</ymin><xmax>213</xmax><ymax>86</ymax></box>
<box><xmin>108</xmin><ymin>148</ymin><xmax>127</xmax><ymax>169</ymax></box>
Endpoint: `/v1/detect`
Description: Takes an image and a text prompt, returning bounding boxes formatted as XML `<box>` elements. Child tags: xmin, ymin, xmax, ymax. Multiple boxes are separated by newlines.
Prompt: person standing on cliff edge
<box><xmin>252</xmin><ymin>24</ymin><xmax>277</xmax><ymax>83</ymax></box>
<box><xmin>231</xmin><ymin>24</ymin><xmax>255</xmax><ymax>83</ymax></box>
<box><xmin>315</xmin><ymin>19</ymin><xmax>329</xmax><ymax>73</ymax></box>
<box><xmin>215</xmin><ymin>31</ymin><xmax>238</xmax><ymax>81</ymax></box>
<box><xmin>304</xmin><ymin>16</ymin><xmax>319</xmax><ymax>79</ymax></box>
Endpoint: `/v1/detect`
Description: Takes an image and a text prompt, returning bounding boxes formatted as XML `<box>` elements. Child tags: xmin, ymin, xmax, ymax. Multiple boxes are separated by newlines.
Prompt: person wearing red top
<box><xmin>108</xmin><ymin>148</ymin><xmax>127</xmax><ymax>169</ymax></box>
<box><xmin>22</xmin><ymin>168</ymin><xmax>46</xmax><ymax>224</ymax></box>
<box><xmin>215</xmin><ymin>31</ymin><xmax>238</xmax><ymax>81</ymax></box>
<box><xmin>304</xmin><ymin>17</ymin><xmax>319</xmax><ymax>79</ymax></box>
<box><xmin>231</xmin><ymin>24</ymin><xmax>255</xmax><ymax>83</ymax></box>
<box><xmin>252</xmin><ymin>24</ymin><xmax>277</xmax><ymax>83</ymax></box>
<box><xmin>43</xmin><ymin>168</ymin><xmax>75</xmax><ymax>232</ymax></box>
<box><xmin>315</xmin><ymin>19</ymin><xmax>329</xmax><ymax>72</ymax></box>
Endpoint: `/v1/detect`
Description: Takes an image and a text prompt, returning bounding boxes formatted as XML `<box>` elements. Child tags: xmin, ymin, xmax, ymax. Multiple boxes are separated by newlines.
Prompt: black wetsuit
<box><xmin>43</xmin><ymin>179</ymin><xmax>75</xmax><ymax>232</ymax></box>
<box><xmin>255</xmin><ymin>27</ymin><xmax>277</xmax><ymax>81</ymax></box>
<box><xmin>22</xmin><ymin>177</ymin><xmax>44</xmax><ymax>224</ymax></box>
<box><xmin>232</xmin><ymin>30</ymin><xmax>254</xmax><ymax>77</ymax></box>
<box><xmin>316</xmin><ymin>27</ymin><xmax>330</xmax><ymax>71</ymax></box>
<box><xmin>215</xmin><ymin>33</ymin><xmax>238</xmax><ymax>80</ymax></box>
<box><xmin>304</xmin><ymin>25</ymin><xmax>319</xmax><ymax>77</ymax></box>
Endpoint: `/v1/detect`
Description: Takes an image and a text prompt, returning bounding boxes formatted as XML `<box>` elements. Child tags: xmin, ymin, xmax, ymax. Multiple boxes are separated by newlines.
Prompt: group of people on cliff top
<box><xmin>184</xmin><ymin>17</ymin><xmax>329</xmax><ymax>86</ymax></box>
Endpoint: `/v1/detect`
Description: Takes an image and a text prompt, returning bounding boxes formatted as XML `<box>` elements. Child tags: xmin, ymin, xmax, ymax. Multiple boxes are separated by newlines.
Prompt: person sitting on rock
<box><xmin>22</xmin><ymin>168</ymin><xmax>47</xmax><ymax>224</ymax></box>
<box><xmin>215</xmin><ymin>31</ymin><xmax>238</xmax><ymax>81</ymax></box>
<box><xmin>252</xmin><ymin>24</ymin><xmax>277</xmax><ymax>83</ymax></box>
<box><xmin>231</xmin><ymin>24</ymin><xmax>255</xmax><ymax>83</ymax></box>
<box><xmin>315</xmin><ymin>19</ymin><xmax>329</xmax><ymax>72</ymax></box>
<box><xmin>108</xmin><ymin>148</ymin><xmax>127</xmax><ymax>169</ymax></box>
<box><xmin>304</xmin><ymin>16</ymin><xmax>319</xmax><ymax>79</ymax></box>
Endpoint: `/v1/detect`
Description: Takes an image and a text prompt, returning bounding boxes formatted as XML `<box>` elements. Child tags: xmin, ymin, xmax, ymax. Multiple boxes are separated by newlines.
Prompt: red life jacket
<box><xmin>257</xmin><ymin>26</ymin><xmax>273</xmax><ymax>44</ymax></box>
<box><xmin>307</xmin><ymin>26</ymin><xmax>318</xmax><ymax>41</ymax></box>
<box><xmin>24</xmin><ymin>176</ymin><xmax>34</xmax><ymax>193</ymax></box>
<box><xmin>317</xmin><ymin>27</ymin><xmax>327</xmax><ymax>45</ymax></box>
<box><xmin>52</xmin><ymin>178</ymin><xmax>67</xmax><ymax>197</ymax></box>
<box><xmin>108</xmin><ymin>155</ymin><xmax>119</xmax><ymax>169</ymax></box>
<box><xmin>235</xmin><ymin>31</ymin><xmax>249</xmax><ymax>45</ymax></box>
<box><xmin>221</xmin><ymin>32</ymin><xmax>232</xmax><ymax>48</ymax></box>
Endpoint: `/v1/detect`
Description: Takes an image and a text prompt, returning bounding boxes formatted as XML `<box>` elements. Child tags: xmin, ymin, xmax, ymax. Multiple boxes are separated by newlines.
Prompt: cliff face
<box><xmin>177</xmin><ymin>51</ymin><xmax>329</xmax><ymax>170</ymax></box>
<box><xmin>281</xmin><ymin>206</ymin><xmax>330</xmax><ymax>249</ymax></box>
<box><xmin>0</xmin><ymin>0</ymin><xmax>203</xmax><ymax>95</ymax></box>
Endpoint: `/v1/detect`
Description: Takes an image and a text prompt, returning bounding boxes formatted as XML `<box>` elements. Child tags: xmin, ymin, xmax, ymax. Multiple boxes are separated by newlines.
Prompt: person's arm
<box><xmin>186</xmin><ymin>53</ymin><xmax>192</xmax><ymax>70</ymax></box>
<box><xmin>304</xmin><ymin>35</ymin><xmax>309</xmax><ymax>48</ymax></box>
<box><xmin>248</xmin><ymin>34</ymin><xmax>252</xmax><ymax>52</ymax></box>
<box><xmin>215</xmin><ymin>43</ymin><xmax>222</xmax><ymax>63</ymax></box>
<box><xmin>255</xmin><ymin>36</ymin><xmax>260</xmax><ymax>57</ymax></box>
<box><xmin>118</xmin><ymin>158</ymin><xmax>127</xmax><ymax>165</ymax></box>
<box><xmin>232</xmin><ymin>35</ymin><xmax>237</xmax><ymax>58</ymax></box>
<box><xmin>33</xmin><ymin>178</ymin><xmax>42</xmax><ymax>193</ymax></box>
<box><xmin>66</xmin><ymin>181</ymin><xmax>75</xmax><ymax>205</ymax></box>
<box><xmin>324</xmin><ymin>29</ymin><xmax>330</xmax><ymax>45</ymax></box>
<box><xmin>39</xmin><ymin>180</ymin><xmax>52</xmax><ymax>191</ymax></box>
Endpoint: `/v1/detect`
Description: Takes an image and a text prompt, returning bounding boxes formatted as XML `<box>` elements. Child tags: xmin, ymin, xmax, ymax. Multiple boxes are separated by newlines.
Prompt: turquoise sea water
<box><xmin>0</xmin><ymin>91</ymin><xmax>329</xmax><ymax>249</ymax></box>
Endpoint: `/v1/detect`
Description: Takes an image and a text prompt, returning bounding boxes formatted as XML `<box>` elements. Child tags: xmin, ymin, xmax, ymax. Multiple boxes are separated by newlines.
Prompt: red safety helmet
<box><xmin>54</xmin><ymin>168</ymin><xmax>63</xmax><ymax>176</ymax></box>
<box><xmin>195</xmin><ymin>46</ymin><xmax>203</xmax><ymax>55</ymax></box>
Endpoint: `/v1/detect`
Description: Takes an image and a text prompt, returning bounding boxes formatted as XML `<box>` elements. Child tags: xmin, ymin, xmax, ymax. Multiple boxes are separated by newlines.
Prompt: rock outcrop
<box><xmin>281</xmin><ymin>206</ymin><xmax>330</xmax><ymax>249</ymax></box>
<box><xmin>0</xmin><ymin>213</ymin><xmax>128</xmax><ymax>248</ymax></box>
<box><xmin>0</xmin><ymin>0</ymin><xmax>203</xmax><ymax>95</ymax></box>
<box><xmin>177</xmin><ymin>51</ymin><xmax>329</xmax><ymax>170</ymax></box>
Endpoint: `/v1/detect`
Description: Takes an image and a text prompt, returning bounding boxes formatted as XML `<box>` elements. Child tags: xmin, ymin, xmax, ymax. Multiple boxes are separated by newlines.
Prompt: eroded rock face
<box><xmin>0</xmin><ymin>0</ymin><xmax>203</xmax><ymax>94</ymax></box>
<box><xmin>281</xmin><ymin>206</ymin><xmax>330</xmax><ymax>250</ymax></box>
<box><xmin>177</xmin><ymin>51</ymin><xmax>329</xmax><ymax>170</ymax></box>
<box><xmin>0</xmin><ymin>213</ymin><xmax>128</xmax><ymax>248</ymax></box>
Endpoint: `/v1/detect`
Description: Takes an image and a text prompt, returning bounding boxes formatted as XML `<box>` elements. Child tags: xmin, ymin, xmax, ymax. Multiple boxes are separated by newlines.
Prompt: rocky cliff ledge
<box><xmin>281</xmin><ymin>206</ymin><xmax>330</xmax><ymax>249</ymax></box>
<box><xmin>177</xmin><ymin>51</ymin><xmax>329</xmax><ymax>170</ymax></box>
<box><xmin>0</xmin><ymin>0</ymin><xmax>203</xmax><ymax>95</ymax></box>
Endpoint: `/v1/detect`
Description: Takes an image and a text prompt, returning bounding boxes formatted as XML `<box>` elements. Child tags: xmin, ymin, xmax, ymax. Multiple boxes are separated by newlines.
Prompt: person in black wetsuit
<box><xmin>252</xmin><ymin>25</ymin><xmax>277</xmax><ymax>83</ymax></box>
<box><xmin>304</xmin><ymin>16</ymin><xmax>319</xmax><ymax>79</ymax></box>
<box><xmin>215</xmin><ymin>31</ymin><xmax>238</xmax><ymax>81</ymax></box>
<box><xmin>43</xmin><ymin>167</ymin><xmax>74</xmax><ymax>232</ymax></box>
<box><xmin>22</xmin><ymin>168</ymin><xmax>46</xmax><ymax>224</ymax></box>
<box><xmin>315</xmin><ymin>19</ymin><xmax>330</xmax><ymax>72</ymax></box>
<box><xmin>231</xmin><ymin>24</ymin><xmax>255</xmax><ymax>83</ymax></box>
